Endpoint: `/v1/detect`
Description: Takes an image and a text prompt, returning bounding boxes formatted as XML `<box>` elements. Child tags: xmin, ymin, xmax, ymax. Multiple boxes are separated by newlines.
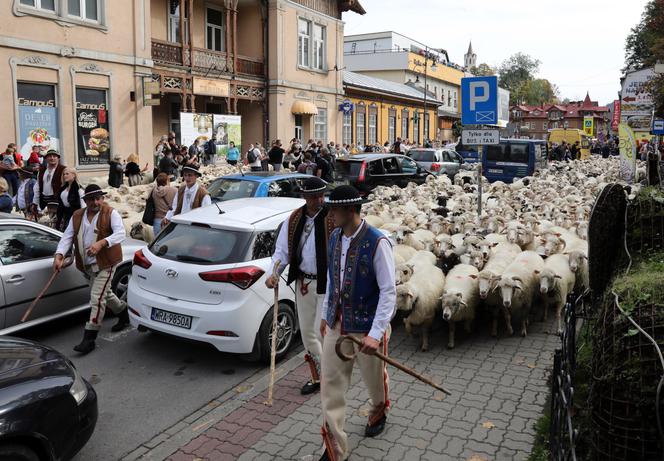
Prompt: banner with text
<box><xmin>17</xmin><ymin>82</ymin><xmax>60</xmax><ymax>160</ymax></box>
<box><xmin>76</xmin><ymin>88</ymin><xmax>110</xmax><ymax>166</ymax></box>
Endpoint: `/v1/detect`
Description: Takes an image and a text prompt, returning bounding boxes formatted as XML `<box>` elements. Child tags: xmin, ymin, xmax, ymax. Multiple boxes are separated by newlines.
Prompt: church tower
<box><xmin>464</xmin><ymin>41</ymin><xmax>477</xmax><ymax>69</ymax></box>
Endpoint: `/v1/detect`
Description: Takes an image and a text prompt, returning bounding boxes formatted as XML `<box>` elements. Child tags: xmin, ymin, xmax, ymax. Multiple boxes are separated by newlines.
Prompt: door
<box><xmin>442</xmin><ymin>151</ymin><xmax>462</xmax><ymax>178</ymax></box>
<box><xmin>396</xmin><ymin>156</ymin><xmax>420</xmax><ymax>187</ymax></box>
<box><xmin>0</xmin><ymin>224</ymin><xmax>89</xmax><ymax>329</ymax></box>
<box><xmin>380</xmin><ymin>157</ymin><xmax>401</xmax><ymax>187</ymax></box>
<box><xmin>295</xmin><ymin>115</ymin><xmax>303</xmax><ymax>141</ymax></box>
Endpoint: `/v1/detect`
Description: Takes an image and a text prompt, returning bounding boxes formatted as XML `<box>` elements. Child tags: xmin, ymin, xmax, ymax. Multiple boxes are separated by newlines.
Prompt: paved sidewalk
<box><xmin>134</xmin><ymin>318</ymin><xmax>559</xmax><ymax>461</ymax></box>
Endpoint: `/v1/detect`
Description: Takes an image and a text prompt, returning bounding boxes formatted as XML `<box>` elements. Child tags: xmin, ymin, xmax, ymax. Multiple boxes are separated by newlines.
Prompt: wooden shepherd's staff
<box><xmin>265</xmin><ymin>260</ymin><xmax>281</xmax><ymax>406</ymax></box>
<box><xmin>21</xmin><ymin>256</ymin><xmax>73</xmax><ymax>323</ymax></box>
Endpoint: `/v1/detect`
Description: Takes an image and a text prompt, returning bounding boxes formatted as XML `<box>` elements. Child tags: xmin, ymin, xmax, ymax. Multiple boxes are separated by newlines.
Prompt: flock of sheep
<box><xmin>363</xmin><ymin>157</ymin><xmax>634</xmax><ymax>351</ymax></box>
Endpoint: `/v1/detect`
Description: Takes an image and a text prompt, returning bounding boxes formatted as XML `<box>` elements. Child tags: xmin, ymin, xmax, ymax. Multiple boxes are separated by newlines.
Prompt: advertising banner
<box><xmin>75</xmin><ymin>88</ymin><xmax>110</xmax><ymax>166</ymax></box>
<box><xmin>611</xmin><ymin>100</ymin><xmax>621</xmax><ymax>131</ymax></box>
<box><xmin>180</xmin><ymin>113</ymin><xmax>242</xmax><ymax>158</ymax></box>
<box><xmin>212</xmin><ymin>114</ymin><xmax>242</xmax><ymax>158</ymax></box>
<box><xmin>180</xmin><ymin>112</ymin><xmax>213</xmax><ymax>148</ymax></box>
<box><xmin>620</xmin><ymin>68</ymin><xmax>655</xmax><ymax>132</ymax></box>
<box><xmin>618</xmin><ymin>123</ymin><xmax>637</xmax><ymax>182</ymax></box>
<box><xmin>17</xmin><ymin>82</ymin><xmax>60</xmax><ymax>160</ymax></box>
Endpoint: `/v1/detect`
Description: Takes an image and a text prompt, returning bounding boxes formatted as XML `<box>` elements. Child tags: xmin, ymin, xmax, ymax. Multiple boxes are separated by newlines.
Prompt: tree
<box><xmin>469</xmin><ymin>63</ymin><xmax>495</xmax><ymax>76</ymax></box>
<box><xmin>498</xmin><ymin>53</ymin><xmax>541</xmax><ymax>105</ymax></box>
<box><xmin>523</xmin><ymin>79</ymin><xmax>560</xmax><ymax>106</ymax></box>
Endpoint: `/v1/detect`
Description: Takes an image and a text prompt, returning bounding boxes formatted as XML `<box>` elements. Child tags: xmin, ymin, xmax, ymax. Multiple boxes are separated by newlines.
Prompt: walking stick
<box><xmin>335</xmin><ymin>335</ymin><xmax>452</xmax><ymax>396</ymax></box>
<box><xmin>21</xmin><ymin>256</ymin><xmax>73</xmax><ymax>323</ymax></box>
<box><xmin>265</xmin><ymin>260</ymin><xmax>281</xmax><ymax>406</ymax></box>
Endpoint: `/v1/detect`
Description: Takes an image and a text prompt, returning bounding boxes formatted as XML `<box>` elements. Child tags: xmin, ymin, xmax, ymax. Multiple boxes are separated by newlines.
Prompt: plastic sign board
<box><xmin>583</xmin><ymin>116</ymin><xmax>594</xmax><ymax>136</ymax></box>
<box><xmin>462</xmin><ymin>129</ymin><xmax>500</xmax><ymax>145</ymax></box>
<box><xmin>653</xmin><ymin>119</ymin><xmax>664</xmax><ymax>135</ymax></box>
<box><xmin>462</xmin><ymin>76</ymin><xmax>499</xmax><ymax>125</ymax></box>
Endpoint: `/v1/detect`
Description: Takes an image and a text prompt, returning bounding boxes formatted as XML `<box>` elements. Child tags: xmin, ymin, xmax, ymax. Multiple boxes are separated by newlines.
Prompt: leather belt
<box><xmin>301</xmin><ymin>273</ymin><xmax>317</xmax><ymax>280</ymax></box>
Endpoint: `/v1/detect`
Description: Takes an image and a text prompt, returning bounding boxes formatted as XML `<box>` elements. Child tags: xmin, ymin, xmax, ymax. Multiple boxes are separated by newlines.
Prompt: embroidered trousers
<box><xmin>295</xmin><ymin>279</ymin><xmax>323</xmax><ymax>380</ymax></box>
<box><xmin>85</xmin><ymin>265</ymin><xmax>126</xmax><ymax>331</ymax></box>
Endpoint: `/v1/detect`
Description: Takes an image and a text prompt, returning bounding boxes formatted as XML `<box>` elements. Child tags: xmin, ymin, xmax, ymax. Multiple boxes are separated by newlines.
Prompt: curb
<box><xmin>122</xmin><ymin>350</ymin><xmax>306</xmax><ymax>461</ymax></box>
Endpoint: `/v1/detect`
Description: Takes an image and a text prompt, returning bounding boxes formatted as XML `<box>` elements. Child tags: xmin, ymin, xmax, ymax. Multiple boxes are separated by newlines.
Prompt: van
<box><xmin>547</xmin><ymin>128</ymin><xmax>592</xmax><ymax>160</ymax></box>
<box><xmin>482</xmin><ymin>139</ymin><xmax>548</xmax><ymax>183</ymax></box>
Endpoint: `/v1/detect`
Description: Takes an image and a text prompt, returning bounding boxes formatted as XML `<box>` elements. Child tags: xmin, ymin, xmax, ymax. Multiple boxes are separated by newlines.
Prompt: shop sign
<box><xmin>17</xmin><ymin>82</ymin><xmax>60</xmax><ymax>159</ymax></box>
<box><xmin>193</xmin><ymin>78</ymin><xmax>230</xmax><ymax>97</ymax></box>
<box><xmin>339</xmin><ymin>102</ymin><xmax>354</xmax><ymax>114</ymax></box>
<box><xmin>76</xmin><ymin>88</ymin><xmax>110</xmax><ymax>166</ymax></box>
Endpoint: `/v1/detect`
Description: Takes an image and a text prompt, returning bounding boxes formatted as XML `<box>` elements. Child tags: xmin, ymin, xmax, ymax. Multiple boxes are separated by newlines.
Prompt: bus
<box><xmin>482</xmin><ymin>139</ymin><xmax>548</xmax><ymax>183</ymax></box>
<box><xmin>453</xmin><ymin>141</ymin><xmax>480</xmax><ymax>164</ymax></box>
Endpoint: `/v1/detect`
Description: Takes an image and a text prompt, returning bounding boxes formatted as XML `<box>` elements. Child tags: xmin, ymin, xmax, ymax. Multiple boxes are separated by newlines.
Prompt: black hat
<box><xmin>82</xmin><ymin>184</ymin><xmax>107</xmax><ymax>199</ymax></box>
<box><xmin>299</xmin><ymin>177</ymin><xmax>328</xmax><ymax>195</ymax></box>
<box><xmin>181</xmin><ymin>164</ymin><xmax>202</xmax><ymax>177</ymax></box>
<box><xmin>18</xmin><ymin>167</ymin><xmax>36</xmax><ymax>177</ymax></box>
<box><xmin>45</xmin><ymin>149</ymin><xmax>60</xmax><ymax>157</ymax></box>
<box><xmin>327</xmin><ymin>185</ymin><xmax>363</xmax><ymax>207</ymax></box>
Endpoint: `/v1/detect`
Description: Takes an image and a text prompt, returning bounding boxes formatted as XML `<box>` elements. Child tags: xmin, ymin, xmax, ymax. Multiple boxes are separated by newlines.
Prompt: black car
<box><xmin>0</xmin><ymin>337</ymin><xmax>97</xmax><ymax>461</ymax></box>
<box><xmin>334</xmin><ymin>154</ymin><xmax>430</xmax><ymax>195</ymax></box>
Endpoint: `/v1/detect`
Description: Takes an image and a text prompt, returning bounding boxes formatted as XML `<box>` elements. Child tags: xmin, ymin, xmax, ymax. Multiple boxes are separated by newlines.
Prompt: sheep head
<box><xmin>567</xmin><ymin>250</ymin><xmax>588</xmax><ymax>273</ymax></box>
<box><xmin>478</xmin><ymin>271</ymin><xmax>500</xmax><ymax>299</ymax></box>
<box><xmin>496</xmin><ymin>276</ymin><xmax>523</xmax><ymax>309</ymax></box>
<box><xmin>396</xmin><ymin>284</ymin><xmax>417</xmax><ymax>312</ymax></box>
<box><xmin>395</xmin><ymin>263</ymin><xmax>415</xmax><ymax>285</ymax></box>
<box><xmin>441</xmin><ymin>292</ymin><xmax>467</xmax><ymax>321</ymax></box>
<box><xmin>535</xmin><ymin>268</ymin><xmax>561</xmax><ymax>295</ymax></box>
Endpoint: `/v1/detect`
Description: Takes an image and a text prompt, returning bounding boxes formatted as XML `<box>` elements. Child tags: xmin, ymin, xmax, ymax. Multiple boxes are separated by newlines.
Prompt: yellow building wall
<box><xmin>407</xmin><ymin>53</ymin><xmax>464</xmax><ymax>86</ymax></box>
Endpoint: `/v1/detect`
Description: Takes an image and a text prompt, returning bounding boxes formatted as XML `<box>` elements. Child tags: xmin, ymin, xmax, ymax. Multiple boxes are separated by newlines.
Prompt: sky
<box><xmin>343</xmin><ymin>0</ymin><xmax>650</xmax><ymax>105</ymax></box>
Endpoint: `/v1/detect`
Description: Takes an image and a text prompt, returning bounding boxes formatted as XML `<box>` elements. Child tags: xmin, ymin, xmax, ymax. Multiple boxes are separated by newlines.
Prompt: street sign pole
<box><xmin>477</xmin><ymin>144</ymin><xmax>483</xmax><ymax>217</ymax></box>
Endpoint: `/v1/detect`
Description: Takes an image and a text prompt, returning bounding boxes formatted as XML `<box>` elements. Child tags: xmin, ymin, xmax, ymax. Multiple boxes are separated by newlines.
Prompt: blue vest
<box><xmin>326</xmin><ymin>223</ymin><xmax>386</xmax><ymax>333</ymax></box>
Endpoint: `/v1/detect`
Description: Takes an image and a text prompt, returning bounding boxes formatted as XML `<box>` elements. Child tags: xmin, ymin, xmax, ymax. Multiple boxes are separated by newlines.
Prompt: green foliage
<box><xmin>469</xmin><ymin>63</ymin><xmax>495</xmax><ymax>76</ymax></box>
<box><xmin>523</xmin><ymin>79</ymin><xmax>560</xmax><ymax>106</ymax></box>
<box><xmin>498</xmin><ymin>53</ymin><xmax>541</xmax><ymax>105</ymax></box>
<box><xmin>526</xmin><ymin>400</ymin><xmax>551</xmax><ymax>461</ymax></box>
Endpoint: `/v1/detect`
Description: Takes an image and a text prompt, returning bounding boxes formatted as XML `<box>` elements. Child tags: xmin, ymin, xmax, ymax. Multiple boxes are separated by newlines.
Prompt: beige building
<box><xmin>1</xmin><ymin>0</ymin><xmax>364</xmax><ymax>173</ymax></box>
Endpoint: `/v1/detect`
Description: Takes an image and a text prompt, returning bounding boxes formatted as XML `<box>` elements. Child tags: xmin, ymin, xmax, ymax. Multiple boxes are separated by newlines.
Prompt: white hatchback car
<box><xmin>127</xmin><ymin>198</ymin><xmax>303</xmax><ymax>361</ymax></box>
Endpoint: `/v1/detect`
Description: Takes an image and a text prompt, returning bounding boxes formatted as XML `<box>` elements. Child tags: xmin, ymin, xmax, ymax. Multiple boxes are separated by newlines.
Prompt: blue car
<box><xmin>207</xmin><ymin>172</ymin><xmax>316</xmax><ymax>202</ymax></box>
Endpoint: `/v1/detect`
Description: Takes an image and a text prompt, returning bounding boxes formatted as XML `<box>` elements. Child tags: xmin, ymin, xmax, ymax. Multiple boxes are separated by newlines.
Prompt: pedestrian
<box><xmin>247</xmin><ymin>143</ymin><xmax>262</xmax><ymax>172</ymax></box>
<box><xmin>204</xmin><ymin>135</ymin><xmax>217</xmax><ymax>166</ymax></box>
<box><xmin>319</xmin><ymin>185</ymin><xmax>396</xmax><ymax>461</ymax></box>
<box><xmin>150</xmin><ymin>173</ymin><xmax>177</xmax><ymax>235</ymax></box>
<box><xmin>53</xmin><ymin>184</ymin><xmax>130</xmax><ymax>354</ymax></box>
<box><xmin>188</xmin><ymin>138</ymin><xmax>201</xmax><ymax>159</ymax></box>
<box><xmin>108</xmin><ymin>154</ymin><xmax>124</xmax><ymax>188</ymax></box>
<box><xmin>317</xmin><ymin>148</ymin><xmax>334</xmax><ymax>182</ymax></box>
<box><xmin>226</xmin><ymin>141</ymin><xmax>240</xmax><ymax>166</ymax></box>
<box><xmin>158</xmin><ymin>149</ymin><xmax>178</xmax><ymax>180</ymax></box>
<box><xmin>0</xmin><ymin>178</ymin><xmax>12</xmax><ymax>213</ymax></box>
<box><xmin>297</xmin><ymin>152</ymin><xmax>318</xmax><ymax>176</ymax></box>
<box><xmin>570</xmin><ymin>141</ymin><xmax>579</xmax><ymax>161</ymax></box>
<box><xmin>265</xmin><ymin>177</ymin><xmax>335</xmax><ymax>395</ymax></box>
<box><xmin>393</xmin><ymin>137</ymin><xmax>402</xmax><ymax>154</ymax></box>
<box><xmin>268</xmin><ymin>139</ymin><xmax>285</xmax><ymax>172</ymax></box>
<box><xmin>55</xmin><ymin>167</ymin><xmax>84</xmax><ymax>232</ymax></box>
<box><xmin>1</xmin><ymin>147</ymin><xmax>20</xmax><ymax>197</ymax></box>
<box><xmin>125</xmin><ymin>153</ymin><xmax>148</xmax><ymax>186</ymax></box>
<box><xmin>259</xmin><ymin>143</ymin><xmax>269</xmax><ymax>171</ymax></box>
<box><xmin>162</xmin><ymin>164</ymin><xmax>211</xmax><ymax>226</ymax></box>
<box><xmin>32</xmin><ymin>149</ymin><xmax>66</xmax><ymax>216</ymax></box>
<box><xmin>14</xmin><ymin>167</ymin><xmax>37</xmax><ymax>218</ymax></box>
<box><xmin>601</xmin><ymin>142</ymin><xmax>611</xmax><ymax>159</ymax></box>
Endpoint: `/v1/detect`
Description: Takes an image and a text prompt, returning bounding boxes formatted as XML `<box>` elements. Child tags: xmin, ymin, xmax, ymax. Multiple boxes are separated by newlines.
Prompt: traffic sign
<box><xmin>461</xmin><ymin>76</ymin><xmax>498</xmax><ymax>125</ymax></box>
<box><xmin>462</xmin><ymin>129</ymin><xmax>500</xmax><ymax>145</ymax></box>
<box><xmin>653</xmin><ymin>119</ymin><xmax>664</xmax><ymax>135</ymax></box>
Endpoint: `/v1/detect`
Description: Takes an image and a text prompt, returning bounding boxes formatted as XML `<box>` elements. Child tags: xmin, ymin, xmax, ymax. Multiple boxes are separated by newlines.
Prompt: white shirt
<box><xmin>33</xmin><ymin>166</ymin><xmax>57</xmax><ymax>205</ymax></box>
<box><xmin>165</xmin><ymin>182</ymin><xmax>212</xmax><ymax>220</ymax></box>
<box><xmin>56</xmin><ymin>208</ymin><xmax>126</xmax><ymax>266</ymax></box>
<box><xmin>270</xmin><ymin>211</ymin><xmax>320</xmax><ymax>278</ymax></box>
<box><xmin>60</xmin><ymin>187</ymin><xmax>85</xmax><ymax>209</ymax></box>
<box><xmin>14</xmin><ymin>179</ymin><xmax>30</xmax><ymax>210</ymax></box>
<box><xmin>322</xmin><ymin>221</ymin><xmax>396</xmax><ymax>340</ymax></box>
<box><xmin>250</xmin><ymin>148</ymin><xmax>262</xmax><ymax>167</ymax></box>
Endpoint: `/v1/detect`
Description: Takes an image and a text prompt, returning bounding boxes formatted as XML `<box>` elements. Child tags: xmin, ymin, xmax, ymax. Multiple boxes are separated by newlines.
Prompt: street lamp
<box><xmin>413</xmin><ymin>47</ymin><xmax>438</xmax><ymax>143</ymax></box>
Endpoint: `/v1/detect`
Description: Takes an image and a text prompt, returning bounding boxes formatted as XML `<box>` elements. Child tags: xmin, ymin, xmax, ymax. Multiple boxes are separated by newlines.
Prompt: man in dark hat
<box><xmin>318</xmin><ymin>185</ymin><xmax>396</xmax><ymax>461</ymax></box>
<box><xmin>32</xmin><ymin>149</ymin><xmax>66</xmax><ymax>217</ymax></box>
<box><xmin>53</xmin><ymin>184</ymin><xmax>130</xmax><ymax>354</ymax></box>
<box><xmin>162</xmin><ymin>164</ymin><xmax>211</xmax><ymax>226</ymax></box>
<box><xmin>265</xmin><ymin>176</ymin><xmax>335</xmax><ymax>395</ymax></box>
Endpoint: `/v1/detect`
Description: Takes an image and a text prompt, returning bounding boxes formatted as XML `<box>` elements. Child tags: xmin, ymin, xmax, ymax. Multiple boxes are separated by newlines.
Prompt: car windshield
<box><xmin>336</xmin><ymin>161</ymin><xmax>363</xmax><ymax>177</ymax></box>
<box><xmin>409</xmin><ymin>150</ymin><xmax>436</xmax><ymax>162</ymax></box>
<box><xmin>149</xmin><ymin>223</ymin><xmax>252</xmax><ymax>265</ymax></box>
<box><xmin>207</xmin><ymin>179</ymin><xmax>259</xmax><ymax>202</ymax></box>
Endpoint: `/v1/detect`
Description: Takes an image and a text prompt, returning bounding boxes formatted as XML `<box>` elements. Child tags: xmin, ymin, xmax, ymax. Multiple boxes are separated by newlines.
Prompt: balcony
<box><xmin>151</xmin><ymin>40</ymin><xmax>264</xmax><ymax>79</ymax></box>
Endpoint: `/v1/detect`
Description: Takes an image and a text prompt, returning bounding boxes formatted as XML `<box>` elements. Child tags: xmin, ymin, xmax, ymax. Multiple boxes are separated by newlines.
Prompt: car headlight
<box><xmin>69</xmin><ymin>366</ymin><xmax>88</xmax><ymax>405</ymax></box>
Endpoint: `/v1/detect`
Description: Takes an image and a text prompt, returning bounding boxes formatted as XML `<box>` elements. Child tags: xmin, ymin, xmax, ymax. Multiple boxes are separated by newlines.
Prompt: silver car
<box><xmin>409</xmin><ymin>148</ymin><xmax>464</xmax><ymax>178</ymax></box>
<box><xmin>0</xmin><ymin>213</ymin><xmax>144</xmax><ymax>334</ymax></box>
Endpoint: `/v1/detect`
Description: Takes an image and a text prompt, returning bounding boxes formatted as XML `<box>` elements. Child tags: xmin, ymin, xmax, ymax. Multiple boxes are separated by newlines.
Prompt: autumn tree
<box><xmin>469</xmin><ymin>63</ymin><xmax>495</xmax><ymax>76</ymax></box>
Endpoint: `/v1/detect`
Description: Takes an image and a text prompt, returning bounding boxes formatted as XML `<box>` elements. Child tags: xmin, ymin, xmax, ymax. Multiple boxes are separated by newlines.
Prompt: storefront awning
<box><xmin>292</xmin><ymin>100</ymin><xmax>319</xmax><ymax>116</ymax></box>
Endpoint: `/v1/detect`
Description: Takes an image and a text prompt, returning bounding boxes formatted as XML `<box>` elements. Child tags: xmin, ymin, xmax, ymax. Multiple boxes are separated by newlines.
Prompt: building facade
<box><xmin>343</xmin><ymin>31</ymin><xmax>464</xmax><ymax>141</ymax></box>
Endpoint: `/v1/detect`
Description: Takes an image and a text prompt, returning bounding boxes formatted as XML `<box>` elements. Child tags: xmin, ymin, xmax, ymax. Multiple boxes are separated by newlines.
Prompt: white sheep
<box><xmin>535</xmin><ymin>253</ymin><xmax>576</xmax><ymax>334</ymax></box>
<box><xmin>440</xmin><ymin>264</ymin><xmax>479</xmax><ymax>348</ymax></box>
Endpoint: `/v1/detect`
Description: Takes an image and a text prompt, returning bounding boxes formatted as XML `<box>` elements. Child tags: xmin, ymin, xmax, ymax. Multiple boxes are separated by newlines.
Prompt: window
<box><xmin>543</xmin><ymin>121</ymin><xmax>548</xmax><ymax>130</ymax></box>
<box><xmin>398</xmin><ymin>157</ymin><xmax>418</xmax><ymax>174</ymax></box>
<box><xmin>68</xmin><ymin>0</ymin><xmax>99</xmax><ymax>21</ymax></box>
<box><xmin>342</xmin><ymin>112</ymin><xmax>353</xmax><ymax>145</ymax></box>
<box><xmin>368</xmin><ymin>106</ymin><xmax>377</xmax><ymax>145</ymax></box>
<box><xmin>298</xmin><ymin>19</ymin><xmax>311</xmax><ymax>67</ymax></box>
<box><xmin>447</xmin><ymin>90</ymin><xmax>451</xmax><ymax>106</ymax></box>
<box><xmin>401</xmin><ymin>110</ymin><xmax>409</xmax><ymax>139</ymax></box>
<box><xmin>388</xmin><ymin>110</ymin><xmax>396</xmax><ymax>144</ymax></box>
<box><xmin>298</xmin><ymin>18</ymin><xmax>326</xmax><ymax>70</ymax></box>
<box><xmin>168</xmin><ymin>4</ymin><xmax>189</xmax><ymax>44</ymax></box>
<box><xmin>356</xmin><ymin>106</ymin><xmax>366</xmax><ymax>146</ymax></box>
<box><xmin>20</xmin><ymin>0</ymin><xmax>55</xmax><ymax>11</ymax></box>
<box><xmin>314</xmin><ymin>107</ymin><xmax>327</xmax><ymax>141</ymax></box>
<box><xmin>253</xmin><ymin>231</ymin><xmax>278</xmax><ymax>260</ymax></box>
<box><xmin>413</xmin><ymin>114</ymin><xmax>420</xmax><ymax>144</ymax></box>
<box><xmin>0</xmin><ymin>226</ymin><xmax>59</xmax><ymax>265</ymax></box>
<box><xmin>454</xmin><ymin>91</ymin><xmax>457</xmax><ymax>108</ymax></box>
<box><xmin>207</xmin><ymin>178</ymin><xmax>258</xmax><ymax>202</ymax></box>
<box><xmin>424</xmin><ymin>113</ymin><xmax>430</xmax><ymax>141</ymax></box>
<box><xmin>206</xmin><ymin>7</ymin><xmax>225</xmax><ymax>52</ymax></box>
<box><xmin>267</xmin><ymin>179</ymin><xmax>296</xmax><ymax>198</ymax></box>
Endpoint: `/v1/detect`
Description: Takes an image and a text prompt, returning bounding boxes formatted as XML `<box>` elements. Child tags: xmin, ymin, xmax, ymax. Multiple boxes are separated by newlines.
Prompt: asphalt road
<box><xmin>16</xmin><ymin>311</ymin><xmax>302</xmax><ymax>461</ymax></box>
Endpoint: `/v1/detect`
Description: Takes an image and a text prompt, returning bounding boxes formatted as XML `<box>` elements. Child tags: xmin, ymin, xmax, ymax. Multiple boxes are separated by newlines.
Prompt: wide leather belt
<box><xmin>301</xmin><ymin>273</ymin><xmax>317</xmax><ymax>280</ymax></box>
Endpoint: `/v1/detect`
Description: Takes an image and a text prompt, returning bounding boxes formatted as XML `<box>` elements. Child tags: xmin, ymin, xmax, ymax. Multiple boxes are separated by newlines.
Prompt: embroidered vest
<box><xmin>38</xmin><ymin>164</ymin><xmax>65</xmax><ymax>206</ymax></box>
<box><xmin>325</xmin><ymin>223</ymin><xmax>386</xmax><ymax>333</ymax></box>
<box><xmin>174</xmin><ymin>183</ymin><xmax>208</xmax><ymax>215</ymax></box>
<box><xmin>286</xmin><ymin>205</ymin><xmax>335</xmax><ymax>294</ymax></box>
<box><xmin>70</xmin><ymin>204</ymin><xmax>123</xmax><ymax>272</ymax></box>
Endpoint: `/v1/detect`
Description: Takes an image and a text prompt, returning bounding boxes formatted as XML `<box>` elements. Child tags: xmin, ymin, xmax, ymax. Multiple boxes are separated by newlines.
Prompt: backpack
<box><xmin>247</xmin><ymin>149</ymin><xmax>257</xmax><ymax>163</ymax></box>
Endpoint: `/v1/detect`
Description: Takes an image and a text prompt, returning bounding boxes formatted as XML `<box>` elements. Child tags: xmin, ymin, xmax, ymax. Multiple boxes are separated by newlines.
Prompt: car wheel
<box><xmin>258</xmin><ymin>302</ymin><xmax>296</xmax><ymax>364</ymax></box>
<box><xmin>111</xmin><ymin>264</ymin><xmax>132</xmax><ymax>302</ymax></box>
<box><xmin>0</xmin><ymin>444</ymin><xmax>39</xmax><ymax>461</ymax></box>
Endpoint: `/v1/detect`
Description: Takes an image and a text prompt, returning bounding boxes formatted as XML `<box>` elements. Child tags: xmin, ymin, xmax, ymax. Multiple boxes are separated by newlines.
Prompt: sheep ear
<box><xmin>491</xmin><ymin>242</ymin><xmax>499</xmax><ymax>247</ymax></box>
<box><xmin>512</xmin><ymin>276</ymin><xmax>523</xmax><ymax>283</ymax></box>
<box><xmin>406</xmin><ymin>263</ymin><xmax>414</xmax><ymax>272</ymax></box>
<box><xmin>459</xmin><ymin>301</ymin><xmax>468</xmax><ymax>308</ymax></box>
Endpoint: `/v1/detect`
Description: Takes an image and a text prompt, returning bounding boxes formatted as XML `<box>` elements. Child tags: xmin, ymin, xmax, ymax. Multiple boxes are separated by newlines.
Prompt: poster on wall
<box><xmin>180</xmin><ymin>112</ymin><xmax>213</xmax><ymax>148</ymax></box>
<box><xmin>620</xmin><ymin>68</ymin><xmax>655</xmax><ymax>132</ymax></box>
<box><xmin>213</xmin><ymin>114</ymin><xmax>242</xmax><ymax>158</ymax></box>
<box><xmin>17</xmin><ymin>82</ymin><xmax>60</xmax><ymax>159</ymax></box>
<box><xmin>75</xmin><ymin>88</ymin><xmax>110</xmax><ymax>166</ymax></box>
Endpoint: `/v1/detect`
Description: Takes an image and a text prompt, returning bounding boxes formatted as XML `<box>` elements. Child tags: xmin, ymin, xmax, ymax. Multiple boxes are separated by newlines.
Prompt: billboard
<box><xmin>75</xmin><ymin>88</ymin><xmax>110</xmax><ymax>166</ymax></box>
<box><xmin>620</xmin><ymin>68</ymin><xmax>655</xmax><ymax>132</ymax></box>
<box><xmin>618</xmin><ymin>123</ymin><xmax>637</xmax><ymax>182</ymax></box>
<box><xmin>611</xmin><ymin>100</ymin><xmax>621</xmax><ymax>131</ymax></box>
<box><xmin>180</xmin><ymin>113</ymin><xmax>242</xmax><ymax>157</ymax></box>
<box><xmin>17</xmin><ymin>82</ymin><xmax>60</xmax><ymax>159</ymax></box>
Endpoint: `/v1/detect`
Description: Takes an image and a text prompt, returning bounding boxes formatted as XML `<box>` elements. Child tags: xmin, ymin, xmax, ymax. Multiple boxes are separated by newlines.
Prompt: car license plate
<box><xmin>151</xmin><ymin>308</ymin><xmax>192</xmax><ymax>329</ymax></box>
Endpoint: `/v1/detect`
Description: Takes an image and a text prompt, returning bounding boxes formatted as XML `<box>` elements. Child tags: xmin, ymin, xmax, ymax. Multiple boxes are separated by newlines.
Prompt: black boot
<box><xmin>111</xmin><ymin>307</ymin><xmax>130</xmax><ymax>332</ymax></box>
<box><xmin>365</xmin><ymin>415</ymin><xmax>387</xmax><ymax>438</ymax></box>
<box><xmin>300</xmin><ymin>380</ymin><xmax>320</xmax><ymax>395</ymax></box>
<box><xmin>73</xmin><ymin>329</ymin><xmax>98</xmax><ymax>354</ymax></box>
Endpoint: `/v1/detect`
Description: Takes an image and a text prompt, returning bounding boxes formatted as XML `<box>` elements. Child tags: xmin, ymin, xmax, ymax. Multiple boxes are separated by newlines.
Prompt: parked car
<box><xmin>408</xmin><ymin>148</ymin><xmax>465</xmax><ymax>178</ymax></box>
<box><xmin>127</xmin><ymin>197</ymin><xmax>304</xmax><ymax>362</ymax></box>
<box><xmin>207</xmin><ymin>172</ymin><xmax>315</xmax><ymax>202</ymax></box>
<box><xmin>0</xmin><ymin>214</ymin><xmax>144</xmax><ymax>334</ymax></box>
<box><xmin>0</xmin><ymin>336</ymin><xmax>97</xmax><ymax>461</ymax></box>
<box><xmin>333</xmin><ymin>154</ymin><xmax>430</xmax><ymax>195</ymax></box>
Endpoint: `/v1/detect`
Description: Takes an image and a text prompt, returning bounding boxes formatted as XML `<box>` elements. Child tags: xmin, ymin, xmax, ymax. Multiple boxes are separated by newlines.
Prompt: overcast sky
<box><xmin>343</xmin><ymin>0</ymin><xmax>649</xmax><ymax>105</ymax></box>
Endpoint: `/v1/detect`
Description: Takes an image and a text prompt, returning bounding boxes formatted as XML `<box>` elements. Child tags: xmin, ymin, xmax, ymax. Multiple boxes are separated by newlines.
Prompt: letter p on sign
<box><xmin>469</xmin><ymin>81</ymin><xmax>490</xmax><ymax>111</ymax></box>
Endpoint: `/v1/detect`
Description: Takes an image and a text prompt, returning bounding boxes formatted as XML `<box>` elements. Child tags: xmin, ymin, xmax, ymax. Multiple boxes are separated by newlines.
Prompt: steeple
<box><xmin>583</xmin><ymin>92</ymin><xmax>592</xmax><ymax>107</ymax></box>
<box><xmin>464</xmin><ymin>41</ymin><xmax>477</xmax><ymax>69</ymax></box>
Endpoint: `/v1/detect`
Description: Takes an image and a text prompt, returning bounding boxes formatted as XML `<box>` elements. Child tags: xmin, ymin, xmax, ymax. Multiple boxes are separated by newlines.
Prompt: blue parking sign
<box><xmin>461</xmin><ymin>76</ymin><xmax>498</xmax><ymax>125</ymax></box>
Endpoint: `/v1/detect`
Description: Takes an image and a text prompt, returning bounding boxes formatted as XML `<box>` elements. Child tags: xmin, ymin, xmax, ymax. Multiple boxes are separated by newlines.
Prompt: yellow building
<box><xmin>342</xmin><ymin>71</ymin><xmax>440</xmax><ymax>147</ymax></box>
